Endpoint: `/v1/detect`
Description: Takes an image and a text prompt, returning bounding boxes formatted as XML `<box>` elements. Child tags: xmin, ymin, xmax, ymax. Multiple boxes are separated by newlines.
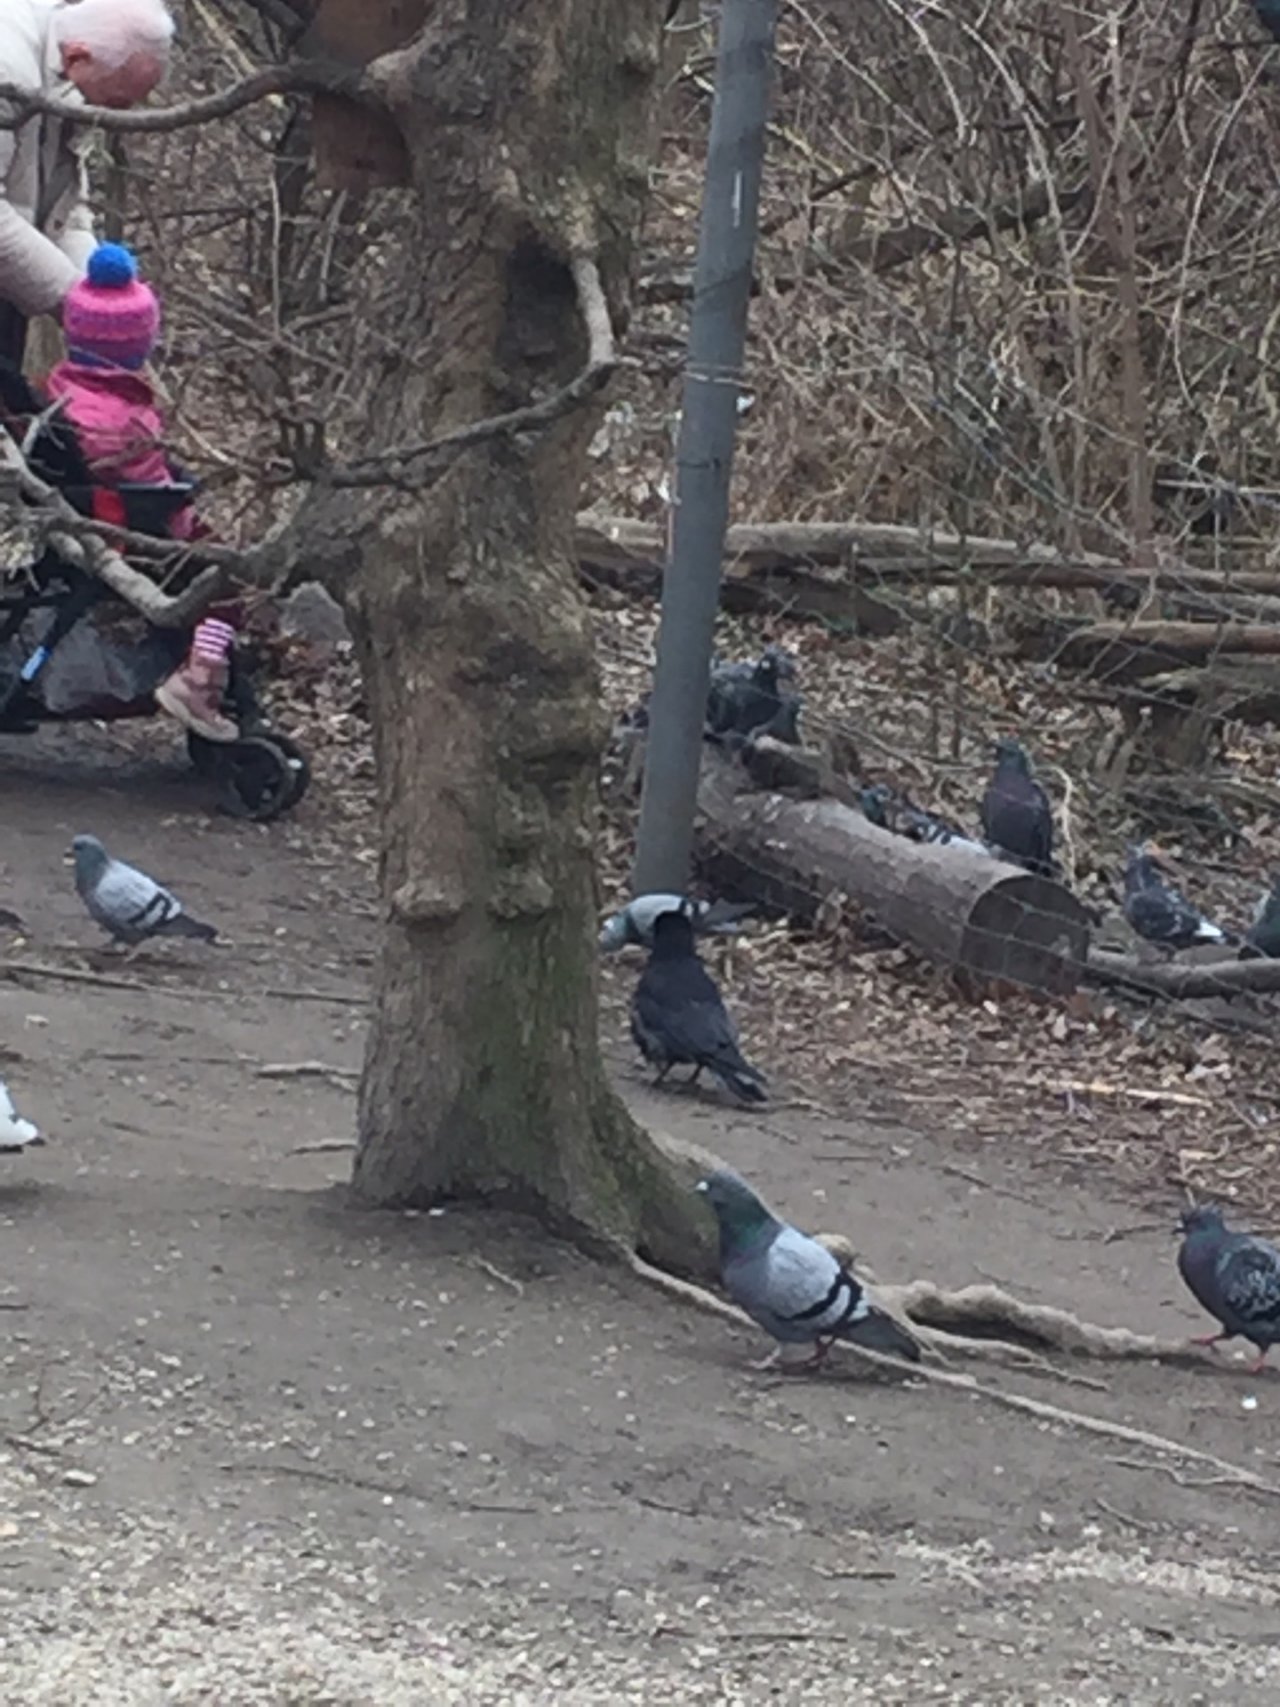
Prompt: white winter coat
<box><xmin>0</xmin><ymin>0</ymin><xmax>96</xmax><ymax>317</ymax></box>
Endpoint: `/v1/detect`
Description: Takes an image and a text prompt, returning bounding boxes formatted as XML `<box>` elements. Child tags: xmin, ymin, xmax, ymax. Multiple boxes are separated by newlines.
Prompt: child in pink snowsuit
<box><xmin>45</xmin><ymin>242</ymin><xmax>240</xmax><ymax>743</ymax></box>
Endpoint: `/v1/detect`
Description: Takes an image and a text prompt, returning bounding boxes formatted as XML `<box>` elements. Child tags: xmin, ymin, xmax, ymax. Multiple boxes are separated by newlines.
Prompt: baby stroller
<box><xmin>0</xmin><ymin>363</ymin><xmax>309</xmax><ymax>822</ymax></box>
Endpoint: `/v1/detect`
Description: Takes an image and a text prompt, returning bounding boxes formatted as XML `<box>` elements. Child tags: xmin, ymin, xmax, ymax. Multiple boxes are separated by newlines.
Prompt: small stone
<box><xmin>62</xmin><ymin>1468</ymin><xmax>98</xmax><ymax>1488</ymax></box>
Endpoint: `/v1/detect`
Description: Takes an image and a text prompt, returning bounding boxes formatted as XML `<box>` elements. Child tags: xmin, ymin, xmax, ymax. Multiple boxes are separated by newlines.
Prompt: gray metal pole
<box><xmin>631</xmin><ymin>0</ymin><xmax>778</xmax><ymax>896</ymax></box>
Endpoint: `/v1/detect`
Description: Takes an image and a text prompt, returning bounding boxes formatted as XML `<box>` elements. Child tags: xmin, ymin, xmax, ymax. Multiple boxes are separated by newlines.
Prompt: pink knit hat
<box><xmin>63</xmin><ymin>243</ymin><xmax>160</xmax><ymax>371</ymax></box>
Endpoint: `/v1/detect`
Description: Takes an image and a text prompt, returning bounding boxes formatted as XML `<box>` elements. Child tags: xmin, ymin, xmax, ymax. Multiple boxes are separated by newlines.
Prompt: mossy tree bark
<box><xmin>286</xmin><ymin>1</ymin><xmax>714</xmax><ymax>1273</ymax></box>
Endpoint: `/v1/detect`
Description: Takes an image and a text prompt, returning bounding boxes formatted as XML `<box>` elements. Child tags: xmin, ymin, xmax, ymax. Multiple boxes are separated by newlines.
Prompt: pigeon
<box><xmin>859</xmin><ymin>783</ymin><xmax>895</xmax><ymax>828</ymax></box>
<box><xmin>980</xmin><ymin>738</ymin><xmax>1054</xmax><ymax>875</ymax></box>
<box><xmin>1252</xmin><ymin>0</ymin><xmax>1280</xmax><ymax>46</ymax></box>
<box><xmin>1122</xmin><ymin>845</ymin><xmax>1229</xmax><ymax>953</ymax></box>
<box><xmin>706</xmin><ymin>645</ymin><xmax>801</xmax><ymax>741</ymax></box>
<box><xmin>1177</xmin><ymin>1203</ymin><xmax>1280</xmax><ymax>1373</ymax></box>
<box><xmin>697</xmin><ymin>1167</ymin><xmax>921</xmax><ymax>1368</ymax></box>
<box><xmin>1244</xmin><ymin>876</ymin><xmax>1280</xmax><ymax>959</ymax></box>
<box><xmin>630</xmin><ymin>908</ymin><xmax>767</xmax><ymax>1102</ymax></box>
<box><xmin>600</xmin><ymin>893</ymin><xmax>755</xmax><ymax>953</ymax></box>
<box><xmin>71</xmin><ymin>834</ymin><xmax>218</xmax><ymax>948</ymax></box>
<box><xmin>0</xmin><ymin>1078</ymin><xmax>42</xmax><ymax>1152</ymax></box>
<box><xmin>898</xmin><ymin>805</ymin><xmax>991</xmax><ymax>859</ymax></box>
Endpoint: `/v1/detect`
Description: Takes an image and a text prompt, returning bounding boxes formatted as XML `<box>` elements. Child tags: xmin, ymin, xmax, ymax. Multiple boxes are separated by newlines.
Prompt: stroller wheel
<box><xmin>214</xmin><ymin>734</ymin><xmax>307</xmax><ymax>822</ymax></box>
<box><xmin>186</xmin><ymin>731</ymin><xmax>221</xmax><ymax>776</ymax></box>
<box><xmin>258</xmin><ymin>731</ymin><xmax>311</xmax><ymax>809</ymax></box>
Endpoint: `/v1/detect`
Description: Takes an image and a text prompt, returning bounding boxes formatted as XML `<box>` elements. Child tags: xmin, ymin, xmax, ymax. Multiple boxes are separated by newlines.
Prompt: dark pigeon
<box><xmin>980</xmin><ymin>738</ymin><xmax>1054</xmax><ymax>875</ymax></box>
<box><xmin>706</xmin><ymin>645</ymin><xmax>801</xmax><ymax>742</ymax></box>
<box><xmin>72</xmin><ymin>834</ymin><xmax>218</xmax><ymax>948</ymax></box>
<box><xmin>600</xmin><ymin>892</ymin><xmax>755</xmax><ymax>953</ymax></box>
<box><xmin>630</xmin><ymin>909</ymin><xmax>766</xmax><ymax>1103</ymax></box>
<box><xmin>859</xmin><ymin>783</ymin><xmax>895</xmax><ymax>828</ymax></box>
<box><xmin>1177</xmin><ymin>1203</ymin><xmax>1280</xmax><ymax>1373</ymax></box>
<box><xmin>697</xmin><ymin>1167</ymin><xmax>921</xmax><ymax>1368</ymax></box>
<box><xmin>1245</xmin><ymin>876</ymin><xmax>1280</xmax><ymax>959</ymax></box>
<box><xmin>1122</xmin><ymin>845</ymin><xmax>1229</xmax><ymax>953</ymax></box>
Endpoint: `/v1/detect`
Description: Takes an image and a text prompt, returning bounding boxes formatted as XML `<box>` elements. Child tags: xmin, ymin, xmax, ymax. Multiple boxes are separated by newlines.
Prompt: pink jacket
<box><xmin>45</xmin><ymin>360</ymin><xmax>200</xmax><ymax>540</ymax></box>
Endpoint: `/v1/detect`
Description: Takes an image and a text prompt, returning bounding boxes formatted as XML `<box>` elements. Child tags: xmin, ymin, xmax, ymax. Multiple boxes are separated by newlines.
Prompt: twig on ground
<box><xmin>468</xmin><ymin>1257</ymin><xmax>526</xmax><ymax>1297</ymax></box>
<box><xmin>256</xmin><ymin>1061</ymin><xmax>360</xmax><ymax>1084</ymax></box>
<box><xmin>0</xmin><ymin>959</ymin><xmax>149</xmax><ymax>994</ymax></box>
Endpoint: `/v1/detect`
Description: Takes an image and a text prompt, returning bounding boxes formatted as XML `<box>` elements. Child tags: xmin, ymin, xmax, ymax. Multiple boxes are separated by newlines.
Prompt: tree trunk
<box><xmin>288</xmin><ymin>1</ymin><xmax>713</xmax><ymax>1273</ymax></box>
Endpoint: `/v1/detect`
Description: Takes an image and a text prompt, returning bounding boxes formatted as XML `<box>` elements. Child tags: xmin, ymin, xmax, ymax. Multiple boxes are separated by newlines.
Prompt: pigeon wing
<box><xmin>1127</xmin><ymin>884</ymin><xmax>1193</xmax><ymax>945</ymax></box>
<box><xmin>739</xmin><ymin>1226</ymin><xmax>867</xmax><ymax>1340</ymax></box>
<box><xmin>92</xmin><ymin>858</ymin><xmax>182</xmax><ymax>936</ymax></box>
<box><xmin>1218</xmin><ymin>1239</ymin><xmax>1280</xmax><ymax>1337</ymax></box>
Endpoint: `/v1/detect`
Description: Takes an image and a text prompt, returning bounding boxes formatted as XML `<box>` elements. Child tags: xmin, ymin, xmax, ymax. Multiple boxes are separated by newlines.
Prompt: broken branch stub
<box><xmin>696</xmin><ymin>748</ymin><xmax>1090</xmax><ymax>996</ymax></box>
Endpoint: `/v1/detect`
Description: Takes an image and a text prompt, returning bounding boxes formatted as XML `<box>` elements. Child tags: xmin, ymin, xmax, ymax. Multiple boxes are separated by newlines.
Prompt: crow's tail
<box><xmin>844</xmin><ymin>1305</ymin><xmax>921</xmax><ymax>1363</ymax></box>
<box><xmin>711</xmin><ymin>1055</ymin><xmax>768</xmax><ymax>1104</ymax></box>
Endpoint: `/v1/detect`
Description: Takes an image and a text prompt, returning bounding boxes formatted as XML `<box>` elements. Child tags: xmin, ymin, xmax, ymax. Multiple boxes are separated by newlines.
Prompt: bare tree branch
<box><xmin>0</xmin><ymin>60</ymin><xmax>371</xmax><ymax>138</ymax></box>
<box><xmin>296</xmin><ymin>254</ymin><xmax>619</xmax><ymax>489</ymax></box>
<box><xmin>0</xmin><ymin>433</ymin><xmax>229</xmax><ymax>626</ymax></box>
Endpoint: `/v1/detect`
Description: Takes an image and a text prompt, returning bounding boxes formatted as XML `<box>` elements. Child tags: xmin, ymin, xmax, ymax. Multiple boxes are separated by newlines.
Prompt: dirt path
<box><xmin>3</xmin><ymin>730</ymin><xmax>1280</xmax><ymax>1705</ymax></box>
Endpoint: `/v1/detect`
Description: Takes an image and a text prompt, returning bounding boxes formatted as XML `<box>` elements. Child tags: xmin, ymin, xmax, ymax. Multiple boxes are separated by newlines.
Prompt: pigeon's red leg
<box><xmin>784</xmin><ymin>1338</ymin><xmax>834</xmax><ymax>1373</ymax></box>
<box><xmin>1190</xmin><ymin>1332</ymin><xmax>1228</xmax><ymax>1349</ymax></box>
<box><xmin>1247</xmin><ymin>1348</ymin><xmax>1271</xmax><ymax>1375</ymax></box>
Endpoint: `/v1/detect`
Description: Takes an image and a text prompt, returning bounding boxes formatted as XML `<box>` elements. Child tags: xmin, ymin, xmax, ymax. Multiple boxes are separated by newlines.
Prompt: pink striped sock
<box><xmin>192</xmin><ymin>618</ymin><xmax>236</xmax><ymax>662</ymax></box>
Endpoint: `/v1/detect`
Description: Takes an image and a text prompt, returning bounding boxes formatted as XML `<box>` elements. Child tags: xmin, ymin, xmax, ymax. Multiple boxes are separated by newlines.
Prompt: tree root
<box><xmin>874</xmin><ymin>1278</ymin><xmax>1203</xmax><ymax>1367</ymax></box>
<box><xmin>625</xmin><ymin>1254</ymin><xmax>1280</xmax><ymax>1499</ymax></box>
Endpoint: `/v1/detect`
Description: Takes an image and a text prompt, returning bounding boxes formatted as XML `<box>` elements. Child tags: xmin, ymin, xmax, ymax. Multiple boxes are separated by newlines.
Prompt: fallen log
<box><xmin>577</xmin><ymin>515</ymin><xmax>904</xmax><ymax>632</ymax></box>
<box><xmin>1087</xmin><ymin>948</ymin><xmax>1280</xmax><ymax>1000</ymax></box>
<box><xmin>1056</xmin><ymin>618</ymin><xmax>1280</xmax><ymax>678</ymax></box>
<box><xmin>695</xmin><ymin>747</ymin><xmax>1090</xmax><ymax>995</ymax></box>
<box><xmin>576</xmin><ymin>510</ymin><xmax>1280</xmax><ymax>599</ymax></box>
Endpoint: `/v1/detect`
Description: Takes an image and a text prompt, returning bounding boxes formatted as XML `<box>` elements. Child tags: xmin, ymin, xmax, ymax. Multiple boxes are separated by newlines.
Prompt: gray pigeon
<box><xmin>600</xmin><ymin>892</ymin><xmax>755</xmax><ymax>953</ymax></box>
<box><xmin>1123</xmin><ymin>845</ymin><xmax>1229</xmax><ymax>953</ymax></box>
<box><xmin>1244</xmin><ymin>875</ymin><xmax>1280</xmax><ymax>959</ymax></box>
<box><xmin>898</xmin><ymin>804</ymin><xmax>992</xmax><ymax>859</ymax></box>
<box><xmin>1177</xmin><ymin>1203</ymin><xmax>1280</xmax><ymax>1373</ymax></box>
<box><xmin>630</xmin><ymin>909</ymin><xmax>766</xmax><ymax>1103</ymax></box>
<box><xmin>71</xmin><ymin>834</ymin><xmax>217</xmax><ymax>948</ymax></box>
<box><xmin>980</xmin><ymin>738</ymin><xmax>1054</xmax><ymax>875</ymax></box>
<box><xmin>697</xmin><ymin>1167</ymin><xmax>921</xmax><ymax>1367</ymax></box>
<box><xmin>0</xmin><ymin>1077</ymin><xmax>42</xmax><ymax>1152</ymax></box>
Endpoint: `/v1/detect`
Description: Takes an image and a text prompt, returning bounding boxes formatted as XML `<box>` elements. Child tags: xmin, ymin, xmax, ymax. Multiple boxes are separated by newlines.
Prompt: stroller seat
<box><xmin>0</xmin><ymin>361</ymin><xmax>310</xmax><ymax>823</ymax></box>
